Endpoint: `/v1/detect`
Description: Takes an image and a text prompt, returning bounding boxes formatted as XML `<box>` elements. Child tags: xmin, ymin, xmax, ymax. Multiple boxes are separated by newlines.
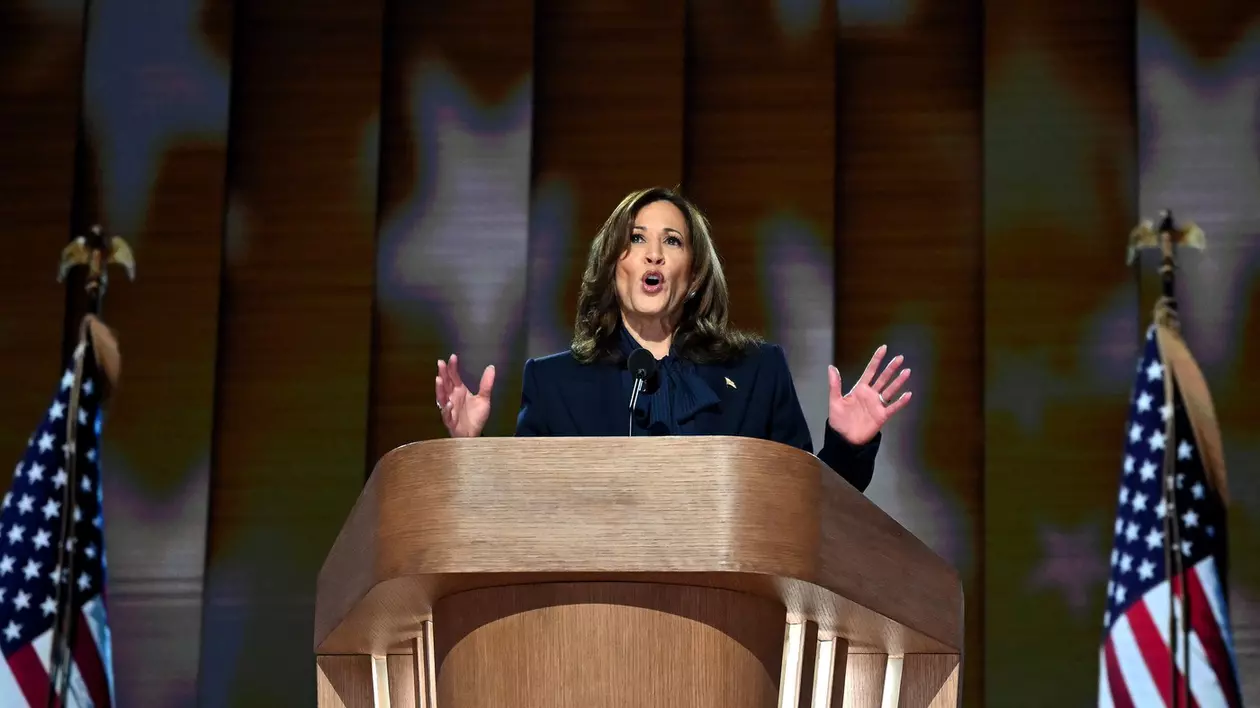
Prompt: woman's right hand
<box><xmin>435</xmin><ymin>353</ymin><xmax>495</xmax><ymax>438</ymax></box>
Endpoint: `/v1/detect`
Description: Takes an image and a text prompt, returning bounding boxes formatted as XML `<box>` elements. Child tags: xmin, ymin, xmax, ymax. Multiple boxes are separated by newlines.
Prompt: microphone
<box><xmin>626</xmin><ymin>348</ymin><xmax>657</xmax><ymax>436</ymax></box>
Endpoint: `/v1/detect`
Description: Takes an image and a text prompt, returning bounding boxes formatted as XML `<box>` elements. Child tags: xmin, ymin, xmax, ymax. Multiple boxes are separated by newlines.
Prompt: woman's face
<box><xmin>614</xmin><ymin>199</ymin><xmax>694</xmax><ymax>327</ymax></box>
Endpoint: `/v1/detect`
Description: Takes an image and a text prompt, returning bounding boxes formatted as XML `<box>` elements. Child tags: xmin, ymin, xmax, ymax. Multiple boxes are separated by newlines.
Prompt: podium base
<box><xmin>314</xmin><ymin>580</ymin><xmax>963</xmax><ymax>708</ymax></box>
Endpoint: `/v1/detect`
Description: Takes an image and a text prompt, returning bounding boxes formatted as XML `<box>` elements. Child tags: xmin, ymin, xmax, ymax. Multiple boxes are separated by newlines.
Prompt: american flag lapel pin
<box><xmin>724</xmin><ymin>377</ymin><xmax>736</xmax><ymax>389</ymax></box>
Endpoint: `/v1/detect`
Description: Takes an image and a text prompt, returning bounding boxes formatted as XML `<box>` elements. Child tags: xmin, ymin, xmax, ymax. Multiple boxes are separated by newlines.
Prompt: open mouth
<box><xmin>642</xmin><ymin>271</ymin><xmax>664</xmax><ymax>293</ymax></box>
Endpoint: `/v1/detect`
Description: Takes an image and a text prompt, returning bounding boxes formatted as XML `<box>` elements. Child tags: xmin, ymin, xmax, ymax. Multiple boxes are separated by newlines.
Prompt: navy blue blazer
<box><xmin>514</xmin><ymin>343</ymin><xmax>880</xmax><ymax>492</ymax></box>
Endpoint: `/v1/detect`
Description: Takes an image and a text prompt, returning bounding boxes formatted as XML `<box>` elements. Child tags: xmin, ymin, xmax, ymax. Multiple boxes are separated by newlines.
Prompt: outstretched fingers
<box><xmin>435</xmin><ymin>359</ymin><xmax>451</xmax><ymax>402</ymax></box>
<box><xmin>436</xmin><ymin>357</ymin><xmax>464</xmax><ymax>429</ymax></box>
<box><xmin>435</xmin><ymin>374</ymin><xmax>455</xmax><ymax>430</ymax></box>
<box><xmin>437</xmin><ymin>359</ymin><xmax>456</xmax><ymax>398</ymax></box>
<box><xmin>478</xmin><ymin>364</ymin><xmax>496</xmax><ymax>399</ymax></box>
<box><xmin>880</xmin><ymin>367</ymin><xmax>911</xmax><ymax>401</ymax></box>
<box><xmin>871</xmin><ymin>353</ymin><xmax>903</xmax><ymax>392</ymax></box>
<box><xmin>857</xmin><ymin>345</ymin><xmax>887</xmax><ymax>387</ymax></box>
<box><xmin>885</xmin><ymin>391</ymin><xmax>912</xmax><ymax>417</ymax></box>
<box><xmin>446</xmin><ymin>353</ymin><xmax>466</xmax><ymax>391</ymax></box>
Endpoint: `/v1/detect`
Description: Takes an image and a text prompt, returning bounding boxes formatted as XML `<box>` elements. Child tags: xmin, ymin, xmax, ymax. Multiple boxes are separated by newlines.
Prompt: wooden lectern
<box><xmin>314</xmin><ymin>437</ymin><xmax>963</xmax><ymax>708</ymax></box>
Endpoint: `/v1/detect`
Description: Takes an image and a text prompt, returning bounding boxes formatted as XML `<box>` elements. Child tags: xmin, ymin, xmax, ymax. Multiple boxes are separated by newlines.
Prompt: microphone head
<box><xmin>627</xmin><ymin>348</ymin><xmax>658</xmax><ymax>381</ymax></box>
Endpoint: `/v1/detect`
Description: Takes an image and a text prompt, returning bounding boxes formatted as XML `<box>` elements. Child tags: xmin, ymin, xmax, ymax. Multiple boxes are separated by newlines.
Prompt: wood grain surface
<box><xmin>432</xmin><ymin>582</ymin><xmax>784</xmax><ymax>708</ymax></box>
<box><xmin>314</xmin><ymin>436</ymin><xmax>963</xmax><ymax>658</ymax></box>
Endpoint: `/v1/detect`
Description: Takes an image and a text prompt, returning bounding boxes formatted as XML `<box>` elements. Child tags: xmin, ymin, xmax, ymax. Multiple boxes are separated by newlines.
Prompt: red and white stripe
<box><xmin>0</xmin><ymin>596</ymin><xmax>114</xmax><ymax>708</ymax></box>
<box><xmin>1098</xmin><ymin>556</ymin><xmax>1241</xmax><ymax>708</ymax></box>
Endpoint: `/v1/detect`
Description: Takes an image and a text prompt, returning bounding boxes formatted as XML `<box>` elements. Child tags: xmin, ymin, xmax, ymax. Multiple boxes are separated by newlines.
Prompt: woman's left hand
<box><xmin>827</xmin><ymin>345</ymin><xmax>912</xmax><ymax>445</ymax></box>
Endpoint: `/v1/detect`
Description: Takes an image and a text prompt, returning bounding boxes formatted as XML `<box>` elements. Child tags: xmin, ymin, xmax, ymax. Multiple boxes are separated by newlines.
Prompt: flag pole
<box><xmin>1158</xmin><ymin>213</ymin><xmax>1189</xmax><ymax>708</ymax></box>
<box><xmin>48</xmin><ymin>225</ymin><xmax>134</xmax><ymax>707</ymax></box>
<box><xmin>1156</xmin><ymin>211</ymin><xmax>1177</xmax><ymax>303</ymax></box>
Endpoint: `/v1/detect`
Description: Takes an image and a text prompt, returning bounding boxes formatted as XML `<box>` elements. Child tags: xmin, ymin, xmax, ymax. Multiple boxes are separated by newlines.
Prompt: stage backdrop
<box><xmin>1</xmin><ymin>0</ymin><xmax>1257</xmax><ymax>705</ymax></box>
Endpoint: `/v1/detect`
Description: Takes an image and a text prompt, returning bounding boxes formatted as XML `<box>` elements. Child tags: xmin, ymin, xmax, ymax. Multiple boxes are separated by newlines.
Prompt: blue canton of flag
<box><xmin>0</xmin><ymin>330</ymin><xmax>115</xmax><ymax>707</ymax></box>
<box><xmin>1097</xmin><ymin>324</ymin><xmax>1242</xmax><ymax>707</ymax></box>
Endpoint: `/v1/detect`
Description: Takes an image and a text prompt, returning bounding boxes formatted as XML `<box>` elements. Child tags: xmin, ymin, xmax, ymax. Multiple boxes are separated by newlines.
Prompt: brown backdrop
<box><xmin>1</xmin><ymin>0</ymin><xmax>1257</xmax><ymax>705</ymax></box>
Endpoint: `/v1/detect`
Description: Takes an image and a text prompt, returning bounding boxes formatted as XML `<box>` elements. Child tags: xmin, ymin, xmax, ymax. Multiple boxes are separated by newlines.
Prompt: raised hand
<box><xmin>435</xmin><ymin>353</ymin><xmax>495</xmax><ymax>438</ymax></box>
<box><xmin>826</xmin><ymin>345</ymin><xmax>912</xmax><ymax>446</ymax></box>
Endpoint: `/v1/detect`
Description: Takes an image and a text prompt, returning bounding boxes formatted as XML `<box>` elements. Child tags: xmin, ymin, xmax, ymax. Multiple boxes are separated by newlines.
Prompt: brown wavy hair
<box><xmin>570</xmin><ymin>186</ymin><xmax>761</xmax><ymax>365</ymax></box>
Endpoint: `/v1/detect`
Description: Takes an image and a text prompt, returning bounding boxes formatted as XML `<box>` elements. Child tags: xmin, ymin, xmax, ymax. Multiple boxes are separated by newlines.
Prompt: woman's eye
<box><xmin>630</xmin><ymin>233</ymin><xmax>645</xmax><ymax>243</ymax></box>
<box><xmin>666</xmin><ymin>236</ymin><xmax>682</xmax><ymax>246</ymax></box>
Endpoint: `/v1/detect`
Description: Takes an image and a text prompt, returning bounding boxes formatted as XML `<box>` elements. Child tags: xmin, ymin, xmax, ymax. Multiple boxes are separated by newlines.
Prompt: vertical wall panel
<box><xmin>684</xmin><ymin>0</ymin><xmax>837</xmax><ymax>447</ymax></box>
<box><xmin>369</xmin><ymin>0</ymin><xmax>534</xmax><ymax>460</ymax></box>
<box><xmin>834</xmin><ymin>2</ymin><xmax>983</xmax><ymax>704</ymax></box>
<box><xmin>1137</xmin><ymin>3</ymin><xmax>1260</xmax><ymax>700</ymax></box>
<box><xmin>526</xmin><ymin>0</ymin><xmax>685</xmax><ymax>359</ymax></box>
<box><xmin>67</xmin><ymin>0</ymin><xmax>235</xmax><ymax>703</ymax></box>
<box><xmin>197</xmin><ymin>0</ymin><xmax>382</xmax><ymax>705</ymax></box>
<box><xmin>984</xmin><ymin>1</ymin><xmax>1136</xmax><ymax>704</ymax></box>
<box><xmin>0</xmin><ymin>2</ymin><xmax>84</xmax><ymax>481</ymax></box>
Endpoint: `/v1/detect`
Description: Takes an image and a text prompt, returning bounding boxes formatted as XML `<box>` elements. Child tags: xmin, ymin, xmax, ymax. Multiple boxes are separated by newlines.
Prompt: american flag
<box><xmin>1098</xmin><ymin>324</ymin><xmax>1242</xmax><ymax>707</ymax></box>
<box><xmin>0</xmin><ymin>327</ymin><xmax>115</xmax><ymax>707</ymax></box>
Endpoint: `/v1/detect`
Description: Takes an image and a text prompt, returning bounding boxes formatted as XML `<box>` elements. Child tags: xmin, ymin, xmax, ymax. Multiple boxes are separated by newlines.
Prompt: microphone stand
<box><xmin>629</xmin><ymin>377</ymin><xmax>645</xmax><ymax>437</ymax></box>
<box><xmin>626</xmin><ymin>348</ymin><xmax>657</xmax><ymax>437</ymax></box>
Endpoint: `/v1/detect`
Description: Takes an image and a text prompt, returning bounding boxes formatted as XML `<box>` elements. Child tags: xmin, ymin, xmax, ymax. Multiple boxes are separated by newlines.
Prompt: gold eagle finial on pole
<box><xmin>1126</xmin><ymin>209</ymin><xmax>1205</xmax><ymax>266</ymax></box>
<box><xmin>57</xmin><ymin>224</ymin><xmax>136</xmax><ymax>305</ymax></box>
<box><xmin>1127</xmin><ymin>209</ymin><xmax>1205</xmax><ymax>328</ymax></box>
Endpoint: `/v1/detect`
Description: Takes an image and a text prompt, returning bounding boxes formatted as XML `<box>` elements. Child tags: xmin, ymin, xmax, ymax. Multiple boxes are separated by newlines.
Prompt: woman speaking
<box><xmin>434</xmin><ymin>187</ymin><xmax>911</xmax><ymax>492</ymax></box>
